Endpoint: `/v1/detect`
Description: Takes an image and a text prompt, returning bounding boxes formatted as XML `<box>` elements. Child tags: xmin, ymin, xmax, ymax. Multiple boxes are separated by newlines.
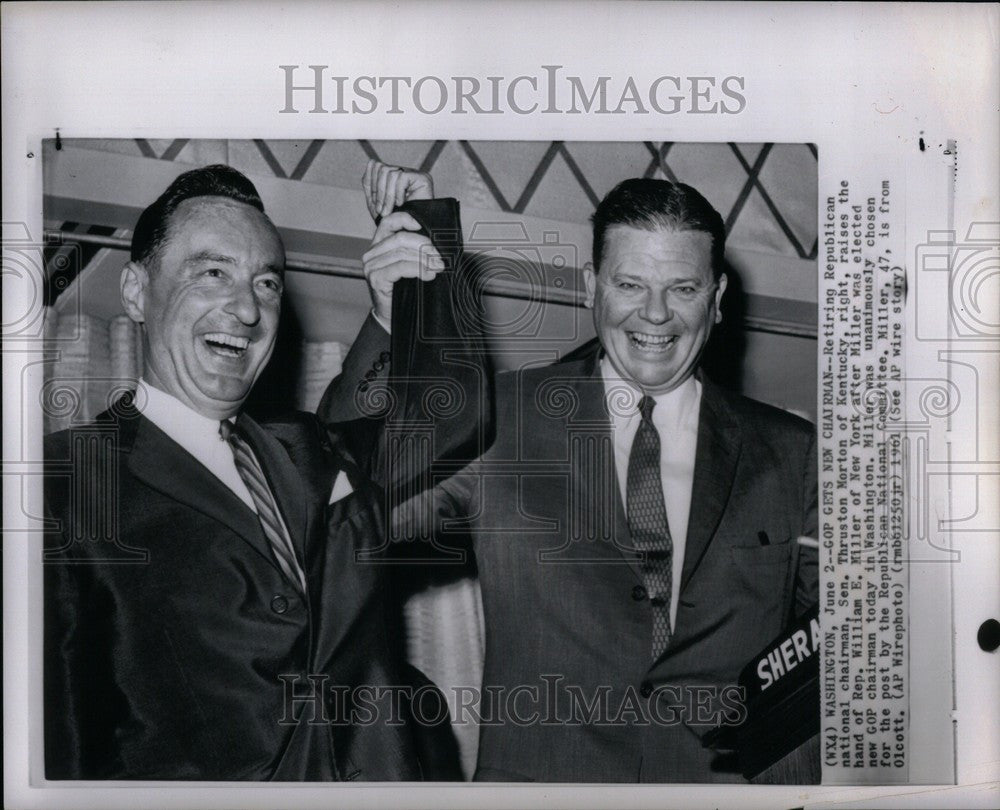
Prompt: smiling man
<box><xmin>585</xmin><ymin>212</ymin><xmax>726</xmax><ymax>396</ymax></box>
<box><xmin>42</xmin><ymin>165</ymin><xmax>441</xmax><ymax>780</ymax></box>
<box><xmin>323</xmin><ymin>171</ymin><xmax>818</xmax><ymax>782</ymax></box>
<box><xmin>123</xmin><ymin>192</ymin><xmax>286</xmax><ymax>419</ymax></box>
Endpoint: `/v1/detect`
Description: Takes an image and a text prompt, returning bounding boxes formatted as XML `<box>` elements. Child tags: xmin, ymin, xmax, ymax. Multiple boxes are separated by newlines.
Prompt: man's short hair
<box><xmin>130</xmin><ymin>164</ymin><xmax>266</xmax><ymax>265</ymax></box>
<box><xmin>590</xmin><ymin>178</ymin><xmax>727</xmax><ymax>279</ymax></box>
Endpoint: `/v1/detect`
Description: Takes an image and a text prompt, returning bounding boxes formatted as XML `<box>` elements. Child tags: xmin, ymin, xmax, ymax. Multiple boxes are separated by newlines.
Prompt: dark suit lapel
<box><xmin>237</xmin><ymin>413</ymin><xmax>310</xmax><ymax>568</ymax></box>
<box><xmin>567</xmin><ymin>357</ymin><xmax>644</xmax><ymax>581</ymax></box>
<box><xmin>680</xmin><ymin>377</ymin><xmax>742</xmax><ymax>592</ymax></box>
<box><xmin>126</xmin><ymin>413</ymin><xmax>275</xmax><ymax>567</ymax></box>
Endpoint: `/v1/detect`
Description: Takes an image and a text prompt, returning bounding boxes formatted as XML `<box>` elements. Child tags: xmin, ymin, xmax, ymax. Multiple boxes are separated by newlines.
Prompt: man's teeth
<box><xmin>204</xmin><ymin>333</ymin><xmax>250</xmax><ymax>353</ymax></box>
<box><xmin>629</xmin><ymin>332</ymin><xmax>676</xmax><ymax>350</ymax></box>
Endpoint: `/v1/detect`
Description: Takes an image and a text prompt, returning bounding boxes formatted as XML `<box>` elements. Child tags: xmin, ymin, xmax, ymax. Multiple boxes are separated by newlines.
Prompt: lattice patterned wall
<box><xmin>46</xmin><ymin>138</ymin><xmax>819</xmax><ymax>418</ymax></box>
<box><xmin>68</xmin><ymin>138</ymin><xmax>817</xmax><ymax>263</ymax></box>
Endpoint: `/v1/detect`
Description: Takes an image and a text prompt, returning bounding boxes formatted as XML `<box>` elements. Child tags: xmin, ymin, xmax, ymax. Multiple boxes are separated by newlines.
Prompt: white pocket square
<box><xmin>328</xmin><ymin>470</ymin><xmax>354</xmax><ymax>504</ymax></box>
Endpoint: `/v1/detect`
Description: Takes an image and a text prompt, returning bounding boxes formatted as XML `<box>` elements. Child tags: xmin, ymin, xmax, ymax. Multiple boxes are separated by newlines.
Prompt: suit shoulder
<box><xmin>259</xmin><ymin>408</ymin><xmax>378</xmax><ymax>476</ymax></box>
<box><xmin>258</xmin><ymin>408</ymin><xmax>320</xmax><ymax>433</ymax></box>
<box><xmin>495</xmin><ymin>358</ymin><xmax>592</xmax><ymax>400</ymax></box>
<box><xmin>257</xmin><ymin>409</ymin><xmax>334</xmax><ymax>455</ymax></box>
<box><xmin>43</xmin><ymin>406</ymin><xmax>140</xmax><ymax>460</ymax></box>
<box><xmin>260</xmin><ymin>409</ymin><xmax>374</xmax><ymax>449</ymax></box>
<box><xmin>717</xmin><ymin>386</ymin><xmax>815</xmax><ymax>445</ymax></box>
<box><xmin>488</xmin><ymin>359</ymin><xmax>596</xmax><ymax>449</ymax></box>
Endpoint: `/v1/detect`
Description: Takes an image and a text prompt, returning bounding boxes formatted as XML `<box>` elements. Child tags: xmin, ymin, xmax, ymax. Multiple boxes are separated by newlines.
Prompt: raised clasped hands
<box><xmin>360</xmin><ymin>159</ymin><xmax>443</xmax><ymax>324</ymax></box>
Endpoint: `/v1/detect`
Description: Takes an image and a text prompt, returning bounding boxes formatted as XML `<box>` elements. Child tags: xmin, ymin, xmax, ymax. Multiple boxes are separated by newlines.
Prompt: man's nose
<box><xmin>224</xmin><ymin>283</ymin><xmax>261</xmax><ymax>326</ymax></box>
<box><xmin>641</xmin><ymin>290</ymin><xmax>673</xmax><ymax>323</ymax></box>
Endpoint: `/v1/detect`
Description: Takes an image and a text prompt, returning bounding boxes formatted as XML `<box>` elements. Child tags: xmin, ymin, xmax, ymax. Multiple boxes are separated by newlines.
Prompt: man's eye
<box><xmin>259</xmin><ymin>278</ymin><xmax>282</xmax><ymax>293</ymax></box>
<box><xmin>204</xmin><ymin>268</ymin><xmax>223</xmax><ymax>278</ymax></box>
<box><xmin>674</xmin><ymin>286</ymin><xmax>697</xmax><ymax>295</ymax></box>
<box><xmin>616</xmin><ymin>281</ymin><xmax>640</xmax><ymax>290</ymax></box>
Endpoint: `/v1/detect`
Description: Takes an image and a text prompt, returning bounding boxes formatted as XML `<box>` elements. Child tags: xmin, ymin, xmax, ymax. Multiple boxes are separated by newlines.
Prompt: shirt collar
<box><xmin>137</xmin><ymin>378</ymin><xmax>230</xmax><ymax>442</ymax></box>
<box><xmin>599</xmin><ymin>357</ymin><xmax>700</xmax><ymax>431</ymax></box>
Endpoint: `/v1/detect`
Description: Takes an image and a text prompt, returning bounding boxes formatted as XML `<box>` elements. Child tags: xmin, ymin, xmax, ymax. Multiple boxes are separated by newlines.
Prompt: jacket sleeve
<box><xmin>317</xmin><ymin>312</ymin><xmax>392</xmax><ymax>425</ymax></box>
<box><xmin>380</xmin><ymin>457</ymin><xmax>482</xmax><ymax>566</ymax></box>
<box><xmin>316</xmin><ymin>196</ymin><xmax>467</xmax><ymax>429</ymax></box>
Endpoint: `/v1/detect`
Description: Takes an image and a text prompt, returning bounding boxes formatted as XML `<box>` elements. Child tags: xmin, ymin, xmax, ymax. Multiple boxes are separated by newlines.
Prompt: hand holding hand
<box><xmin>362</xmin><ymin>159</ymin><xmax>434</xmax><ymax>221</ymax></box>
<box><xmin>362</xmin><ymin>212</ymin><xmax>444</xmax><ymax>323</ymax></box>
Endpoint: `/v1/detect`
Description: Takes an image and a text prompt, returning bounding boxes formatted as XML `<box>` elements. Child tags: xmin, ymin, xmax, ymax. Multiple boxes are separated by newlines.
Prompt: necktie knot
<box><xmin>639</xmin><ymin>395</ymin><xmax>656</xmax><ymax>423</ymax></box>
<box><xmin>219</xmin><ymin>419</ymin><xmax>240</xmax><ymax>445</ymax></box>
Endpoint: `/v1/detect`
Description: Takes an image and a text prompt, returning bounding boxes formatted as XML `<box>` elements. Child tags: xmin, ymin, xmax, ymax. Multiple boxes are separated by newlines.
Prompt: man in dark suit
<box><xmin>43</xmin><ymin>164</ymin><xmax>450</xmax><ymax>780</ymax></box>
<box><xmin>323</xmin><ymin>167</ymin><xmax>818</xmax><ymax>782</ymax></box>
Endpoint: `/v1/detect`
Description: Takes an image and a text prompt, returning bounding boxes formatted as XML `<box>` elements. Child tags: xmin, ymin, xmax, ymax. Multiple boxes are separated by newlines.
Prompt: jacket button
<box><xmin>640</xmin><ymin>681</ymin><xmax>653</xmax><ymax>698</ymax></box>
<box><xmin>631</xmin><ymin>585</ymin><xmax>647</xmax><ymax>601</ymax></box>
<box><xmin>379</xmin><ymin>351</ymin><xmax>391</xmax><ymax>363</ymax></box>
<box><xmin>373</xmin><ymin>361</ymin><xmax>384</xmax><ymax>372</ymax></box>
<box><xmin>650</xmin><ymin>596</ymin><xmax>666</xmax><ymax>608</ymax></box>
<box><xmin>271</xmin><ymin>595</ymin><xmax>290</xmax><ymax>614</ymax></box>
<box><xmin>358</xmin><ymin>381</ymin><xmax>369</xmax><ymax>393</ymax></box>
<box><xmin>364</xmin><ymin>369</ymin><xmax>377</xmax><ymax>381</ymax></box>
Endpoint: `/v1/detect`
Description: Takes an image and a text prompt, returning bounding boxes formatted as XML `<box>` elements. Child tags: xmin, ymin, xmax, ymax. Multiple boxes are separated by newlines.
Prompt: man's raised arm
<box><xmin>318</xmin><ymin>160</ymin><xmax>493</xmax><ymax>510</ymax></box>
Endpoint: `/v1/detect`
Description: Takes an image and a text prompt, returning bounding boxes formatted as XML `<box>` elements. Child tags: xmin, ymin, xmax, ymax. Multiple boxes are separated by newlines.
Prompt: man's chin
<box><xmin>629</xmin><ymin>364</ymin><xmax>692</xmax><ymax>394</ymax></box>
<box><xmin>206</xmin><ymin>382</ymin><xmax>253</xmax><ymax>402</ymax></box>
<box><xmin>187</xmin><ymin>378</ymin><xmax>254</xmax><ymax>416</ymax></box>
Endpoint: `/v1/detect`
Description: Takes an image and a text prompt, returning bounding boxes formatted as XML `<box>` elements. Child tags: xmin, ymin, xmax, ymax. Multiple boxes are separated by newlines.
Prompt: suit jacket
<box><xmin>320</xmin><ymin>338</ymin><xmax>818</xmax><ymax>783</ymax></box>
<box><xmin>43</xmin><ymin>396</ymin><xmax>420</xmax><ymax>780</ymax></box>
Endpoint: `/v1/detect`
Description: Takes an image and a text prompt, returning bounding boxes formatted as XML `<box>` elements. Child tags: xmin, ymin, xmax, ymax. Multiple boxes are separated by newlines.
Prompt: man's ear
<box><xmin>583</xmin><ymin>263</ymin><xmax>597</xmax><ymax>309</ymax></box>
<box><xmin>714</xmin><ymin>272</ymin><xmax>728</xmax><ymax>324</ymax></box>
<box><xmin>120</xmin><ymin>261</ymin><xmax>149</xmax><ymax>323</ymax></box>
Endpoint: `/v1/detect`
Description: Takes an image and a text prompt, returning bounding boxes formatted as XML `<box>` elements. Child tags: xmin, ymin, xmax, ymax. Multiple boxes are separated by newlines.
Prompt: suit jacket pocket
<box><xmin>729</xmin><ymin>538</ymin><xmax>792</xmax><ymax>566</ymax></box>
<box><xmin>727</xmin><ymin>539</ymin><xmax>793</xmax><ymax>621</ymax></box>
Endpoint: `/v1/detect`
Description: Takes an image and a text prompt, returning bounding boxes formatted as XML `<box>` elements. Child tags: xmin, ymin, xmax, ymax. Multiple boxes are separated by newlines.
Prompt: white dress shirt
<box><xmin>137</xmin><ymin>380</ymin><xmax>258</xmax><ymax>513</ymax></box>
<box><xmin>601</xmin><ymin>360</ymin><xmax>702</xmax><ymax>628</ymax></box>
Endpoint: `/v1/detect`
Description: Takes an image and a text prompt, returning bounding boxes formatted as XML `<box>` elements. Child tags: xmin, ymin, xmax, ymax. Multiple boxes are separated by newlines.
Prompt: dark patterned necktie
<box><xmin>220</xmin><ymin>420</ymin><xmax>308</xmax><ymax>596</ymax></box>
<box><xmin>626</xmin><ymin>395</ymin><xmax>673</xmax><ymax>658</ymax></box>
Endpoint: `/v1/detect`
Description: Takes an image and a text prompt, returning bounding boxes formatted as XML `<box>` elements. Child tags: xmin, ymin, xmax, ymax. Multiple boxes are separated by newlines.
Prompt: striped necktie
<box><xmin>626</xmin><ymin>395</ymin><xmax>673</xmax><ymax>658</ymax></box>
<box><xmin>219</xmin><ymin>420</ymin><xmax>308</xmax><ymax>596</ymax></box>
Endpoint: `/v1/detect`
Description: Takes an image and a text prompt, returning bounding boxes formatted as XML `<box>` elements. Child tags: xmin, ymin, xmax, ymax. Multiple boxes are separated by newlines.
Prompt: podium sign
<box><xmin>705</xmin><ymin>605</ymin><xmax>821</xmax><ymax>783</ymax></box>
